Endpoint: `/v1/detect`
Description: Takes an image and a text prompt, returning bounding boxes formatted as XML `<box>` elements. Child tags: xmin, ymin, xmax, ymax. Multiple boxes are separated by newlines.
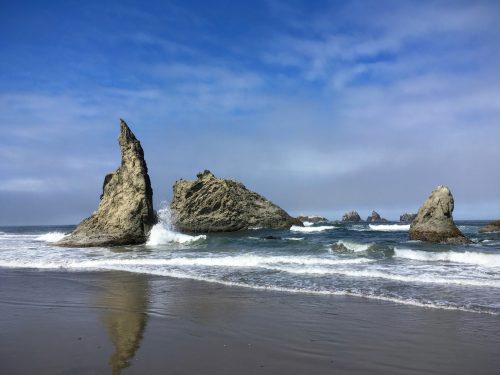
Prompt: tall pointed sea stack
<box><xmin>170</xmin><ymin>170</ymin><xmax>302</xmax><ymax>232</ymax></box>
<box><xmin>57</xmin><ymin>119</ymin><xmax>155</xmax><ymax>247</ymax></box>
<box><xmin>409</xmin><ymin>185</ymin><xmax>469</xmax><ymax>244</ymax></box>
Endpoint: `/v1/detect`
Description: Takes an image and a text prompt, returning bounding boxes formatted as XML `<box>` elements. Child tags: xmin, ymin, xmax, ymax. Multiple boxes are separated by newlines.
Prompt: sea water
<box><xmin>1</xmin><ymin>208</ymin><xmax>499</xmax><ymax>315</ymax></box>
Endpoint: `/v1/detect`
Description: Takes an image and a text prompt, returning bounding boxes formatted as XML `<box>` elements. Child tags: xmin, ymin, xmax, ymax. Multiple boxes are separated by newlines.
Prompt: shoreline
<box><xmin>1</xmin><ymin>268</ymin><xmax>500</xmax><ymax>374</ymax></box>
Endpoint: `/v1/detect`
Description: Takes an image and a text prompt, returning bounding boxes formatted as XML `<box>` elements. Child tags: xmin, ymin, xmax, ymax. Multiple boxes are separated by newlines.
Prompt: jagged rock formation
<box><xmin>366</xmin><ymin>211</ymin><xmax>387</xmax><ymax>223</ymax></box>
<box><xmin>296</xmin><ymin>215</ymin><xmax>328</xmax><ymax>224</ymax></box>
<box><xmin>57</xmin><ymin>119</ymin><xmax>155</xmax><ymax>247</ymax></box>
<box><xmin>342</xmin><ymin>211</ymin><xmax>362</xmax><ymax>222</ymax></box>
<box><xmin>479</xmin><ymin>220</ymin><xmax>500</xmax><ymax>233</ymax></box>
<box><xmin>170</xmin><ymin>170</ymin><xmax>302</xmax><ymax>232</ymax></box>
<box><xmin>400</xmin><ymin>213</ymin><xmax>417</xmax><ymax>223</ymax></box>
<box><xmin>409</xmin><ymin>186</ymin><xmax>469</xmax><ymax>244</ymax></box>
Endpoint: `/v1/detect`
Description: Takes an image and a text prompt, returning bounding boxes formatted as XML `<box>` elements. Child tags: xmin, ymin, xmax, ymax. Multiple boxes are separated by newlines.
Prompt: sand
<box><xmin>1</xmin><ymin>268</ymin><xmax>499</xmax><ymax>374</ymax></box>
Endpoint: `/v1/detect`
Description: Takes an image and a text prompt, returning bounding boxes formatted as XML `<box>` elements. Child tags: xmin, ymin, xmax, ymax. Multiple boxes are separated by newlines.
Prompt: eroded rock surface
<box><xmin>57</xmin><ymin>120</ymin><xmax>155</xmax><ymax>247</ymax></box>
<box><xmin>409</xmin><ymin>186</ymin><xmax>469</xmax><ymax>244</ymax></box>
<box><xmin>170</xmin><ymin>170</ymin><xmax>301</xmax><ymax>232</ymax></box>
<box><xmin>479</xmin><ymin>220</ymin><xmax>500</xmax><ymax>233</ymax></box>
<box><xmin>366</xmin><ymin>211</ymin><xmax>387</xmax><ymax>223</ymax></box>
<box><xmin>342</xmin><ymin>211</ymin><xmax>362</xmax><ymax>222</ymax></box>
<box><xmin>400</xmin><ymin>213</ymin><xmax>417</xmax><ymax>223</ymax></box>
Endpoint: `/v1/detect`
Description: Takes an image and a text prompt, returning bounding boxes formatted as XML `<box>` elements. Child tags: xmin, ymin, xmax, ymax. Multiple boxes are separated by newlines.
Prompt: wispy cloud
<box><xmin>1</xmin><ymin>0</ymin><xmax>499</xmax><ymax>223</ymax></box>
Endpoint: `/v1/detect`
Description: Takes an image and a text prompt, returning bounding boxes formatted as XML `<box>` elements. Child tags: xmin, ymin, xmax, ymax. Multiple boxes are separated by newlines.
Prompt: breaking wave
<box><xmin>394</xmin><ymin>248</ymin><xmax>500</xmax><ymax>268</ymax></box>
<box><xmin>290</xmin><ymin>225</ymin><xmax>336</xmax><ymax>233</ymax></box>
<box><xmin>332</xmin><ymin>240</ymin><xmax>373</xmax><ymax>252</ymax></box>
<box><xmin>146</xmin><ymin>206</ymin><xmax>206</xmax><ymax>245</ymax></box>
<box><xmin>369</xmin><ymin>224</ymin><xmax>410</xmax><ymax>231</ymax></box>
<box><xmin>35</xmin><ymin>232</ymin><xmax>67</xmax><ymax>243</ymax></box>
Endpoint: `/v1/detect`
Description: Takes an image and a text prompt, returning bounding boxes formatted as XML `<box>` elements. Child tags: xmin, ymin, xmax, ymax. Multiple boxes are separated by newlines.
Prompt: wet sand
<box><xmin>1</xmin><ymin>268</ymin><xmax>499</xmax><ymax>374</ymax></box>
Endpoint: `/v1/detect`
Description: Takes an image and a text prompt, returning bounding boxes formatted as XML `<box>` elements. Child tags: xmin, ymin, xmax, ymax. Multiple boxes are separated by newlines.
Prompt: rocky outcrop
<box><xmin>342</xmin><ymin>211</ymin><xmax>362</xmax><ymax>222</ymax></box>
<box><xmin>170</xmin><ymin>170</ymin><xmax>301</xmax><ymax>232</ymax></box>
<box><xmin>366</xmin><ymin>211</ymin><xmax>387</xmax><ymax>223</ymax></box>
<box><xmin>57</xmin><ymin>119</ymin><xmax>155</xmax><ymax>247</ymax></box>
<box><xmin>296</xmin><ymin>215</ymin><xmax>328</xmax><ymax>224</ymax></box>
<box><xmin>479</xmin><ymin>220</ymin><xmax>500</xmax><ymax>233</ymax></box>
<box><xmin>400</xmin><ymin>213</ymin><xmax>417</xmax><ymax>223</ymax></box>
<box><xmin>409</xmin><ymin>186</ymin><xmax>469</xmax><ymax>244</ymax></box>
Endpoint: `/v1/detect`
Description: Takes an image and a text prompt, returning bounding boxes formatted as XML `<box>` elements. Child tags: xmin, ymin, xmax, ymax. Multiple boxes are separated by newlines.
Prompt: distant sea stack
<box><xmin>170</xmin><ymin>170</ymin><xmax>302</xmax><ymax>232</ymax></box>
<box><xmin>342</xmin><ymin>211</ymin><xmax>362</xmax><ymax>222</ymax></box>
<box><xmin>296</xmin><ymin>215</ymin><xmax>328</xmax><ymax>224</ymax></box>
<box><xmin>57</xmin><ymin>120</ymin><xmax>156</xmax><ymax>247</ymax></box>
<box><xmin>366</xmin><ymin>211</ymin><xmax>387</xmax><ymax>223</ymax></box>
<box><xmin>479</xmin><ymin>220</ymin><xmax>500</xmax><ymax>233</ymax></box>
<box><xmin>400</xmin><ymin>213</ymin><xmax>417</xmax><ymax>223</ymax></box>
<box><xmin>409</xmin><ymin>186</ymin><xmax>469</xmax><ymax>244</ymax></box>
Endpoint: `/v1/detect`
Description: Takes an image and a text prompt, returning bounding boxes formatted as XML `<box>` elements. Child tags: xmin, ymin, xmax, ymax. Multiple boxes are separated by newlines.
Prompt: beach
<box><xmin>1</xmin><ymin>268</ymin><xmax>499</xmax><ymax>374</ymax></box>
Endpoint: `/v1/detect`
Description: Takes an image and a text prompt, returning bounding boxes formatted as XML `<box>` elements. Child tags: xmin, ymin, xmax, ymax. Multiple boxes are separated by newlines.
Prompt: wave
<box><xmin>34</xmin><ymin>232</ymin><xmax>67</xmax><ymax>243</ymax></box>
<box><xmin>146</xmin><ymin>225</ymin><xmax>206</xmax><ymax>245</ymax></box>
<box><xmin>394</xmin><ymin>248</ymin><xmax>500</xmax><ymax>268</ymax></box>
<box><xmin>247</xmin><ymin>236</ymin><xmax>304</xmax><ymax>241</ymax></box>
<box><xmin>369</xmin><ymin>224</ymin><xmax>410</xmax><ymax>231</ymax></box>
<box><xmin>302</xmin><ymin>221</ymin><xmax>314</xmax><ymax>227</ymax></box>
<box><xmin>332</xmin><ymin>240</ymin><xmax>373</xmax><ymax>252</ymax></box>
<box><xmin>146</xmin><ymin>205</ymin><xmax>206</xmax><ymax>245</ymax></box>
<box><xmin>273</xmin><ymin>266</ymin><xmax>500</xmax><ymax>288</ymax></box>
<box><xmin>290</xmin><ymin>225</ymin><xmax>336</xmax><ymax>233</ymax></box>
<box><xmin>0</xmin><ymin>254</ymin><xmax>373</xmax><ymax>271</ymax></box>
<box><xmin>6</xmin><ymin>260</ymin><xmax>490</xmax><ymax>315</ymax></box>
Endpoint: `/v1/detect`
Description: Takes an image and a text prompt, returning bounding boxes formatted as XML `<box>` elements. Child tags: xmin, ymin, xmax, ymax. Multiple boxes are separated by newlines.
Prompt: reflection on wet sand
<box><xmin>98</xmin><ymin>271</ymin><xmax>149</xmax><ymax>375</ymax></box>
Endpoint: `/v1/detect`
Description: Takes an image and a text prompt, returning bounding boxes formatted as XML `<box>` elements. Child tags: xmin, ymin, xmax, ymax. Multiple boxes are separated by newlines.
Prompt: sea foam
<box><xmin>146</xmin><ymin>205</ymin><xmax>206</xmax><ymax>245</ymax></box>
<box><xmin>35</xmin><ymin>232</ymin><xmax>67</xmax><ymax>243</ymax></box>
<box><xmin>369</xmin><ymin>224</ymin><xmax>410</xmax><ymax>231</ymax></box>
<box><xmin>290</xmin><ymin>225</ymin><xmax>336</xmax><ymax>233</ymax></box>
<box><xmin>333</xmin><ymin>240</ymin><xmax>373</xmax><ymax>252</ymax></box>
<box><xmin>394</xmin><ymin>248</ymin><xmax>500</xmax><ymax>268</ymax></box>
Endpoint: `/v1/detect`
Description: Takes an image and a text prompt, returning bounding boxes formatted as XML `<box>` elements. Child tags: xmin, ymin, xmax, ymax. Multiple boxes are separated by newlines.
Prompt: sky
<box><xmin>1</xmin><ymin>0</ymin><xmax>499</xmax><ymax>225</ymax></box>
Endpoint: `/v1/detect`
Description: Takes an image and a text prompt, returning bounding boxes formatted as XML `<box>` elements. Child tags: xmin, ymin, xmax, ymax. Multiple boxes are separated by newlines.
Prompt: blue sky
<box><xmin>1</xmin><ymin>0</ymin><xmax>499</xmax><ymax>225</ymax></box>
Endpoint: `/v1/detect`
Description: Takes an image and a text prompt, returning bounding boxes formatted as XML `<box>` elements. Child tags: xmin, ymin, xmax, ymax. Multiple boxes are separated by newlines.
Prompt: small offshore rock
<box><xmin>366</xmin><ymin>211</ymin><xmax>387</xmax><ymax>223</ymax></box>
<box><xmin>57</xmin><ymin>119</ymin><xmax>155</xmax><ymax>247</ymax></box>
<box><xmin>400</xmin><ymin>213</ymin><xmax>417</xmax><ymax>223</ymax></box>
<box><xmin>170</xmin><ymin>170</ymin><xmax>302</xmax><ymax>232</ymax></box>
<box><xmin>260</xmin><ymin>236</ymin><xmax>282</xmax><ymax>240</ymax></box>
<box><xmin>342</xmin><ymin>211</ymin><xmax>362</xmax><ymax>222</ymax></box>
<box><xmin>478</xmin><ymin>220</ymin><xmax>500</xmax><ymax>233</ymax></box>
<box><xmin>409</xmin><ymin>185</ymin><xmax>469</xmax><ymax>244</ymax></box>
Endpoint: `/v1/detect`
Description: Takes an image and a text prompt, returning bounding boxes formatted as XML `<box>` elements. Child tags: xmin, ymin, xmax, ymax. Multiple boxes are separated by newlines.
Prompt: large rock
<box><xmin>170</xmin><ymin>170</ymin><xmax>302</xmax><ymax>232</ymax></box>
<box><xmin>409</xmin><ymin>186</ymin><xmax>469</xmax><ymax>244</ymax></box>
<box><xmin>296</xmin><ymin>215</ymin><xmax>328</xmax><ymax>224</ymax></box>
<box><xmin>57</xmin><ymin>119</ymin><xmax>155</xmax><ymax>247</ymax></box>
<box><xmin>342</xmin><ymin>211</ymin><xmax>362</xmax><ymax>222</ymax></box>
<box><xmin>400</xmin><ymin>213</ymin><xmax>417</xmax><ymax>223</ymax></box>
<box><xmin>479</xmin><ymin>220</ymin><xmax>500</xmax><ymax>233</ymax></box>
<box><xmin>366</xmin><ymin>211</ymin><xmax>387</xmax><ymax>223</ymax></box>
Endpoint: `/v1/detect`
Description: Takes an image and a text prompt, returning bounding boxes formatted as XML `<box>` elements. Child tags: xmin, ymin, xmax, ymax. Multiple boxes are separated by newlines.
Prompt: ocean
<box><xmin>1</xmin><ymin>208</ymin><xmax>499</xmax><ymax>315</ymax></box>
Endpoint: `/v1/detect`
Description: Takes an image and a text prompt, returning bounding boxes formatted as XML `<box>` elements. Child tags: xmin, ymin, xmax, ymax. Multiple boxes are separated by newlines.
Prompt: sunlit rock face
<box><xmin>171</xmin><ymin>170</ymin><xmax>302</xmax><ymax>233</ymax></box>
<box><xmin>409</xmin><ymin>185</ymin><xmax>469</xmax><ymax>244</ymax></box>
<box><xmin>57</xmin><ymin>119</ymin><xmax>155</xmax><ymax>247</ymax></box>
<box><xmin>342</xmin><ymin>211</ymin><xmax>362</xmax><ymax>222</ymax></box>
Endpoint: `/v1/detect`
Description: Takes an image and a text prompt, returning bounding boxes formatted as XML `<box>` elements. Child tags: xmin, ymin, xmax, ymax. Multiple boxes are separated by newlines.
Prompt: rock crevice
<box><xmin>170</xmin><ymin>170</ymin><xmax>301</xmax><ymax>232</ymax></box>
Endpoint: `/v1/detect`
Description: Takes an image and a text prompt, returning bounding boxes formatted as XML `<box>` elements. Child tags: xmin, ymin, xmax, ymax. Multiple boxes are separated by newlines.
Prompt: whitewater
<box><xmin>1</xmin><ymin>213</ymin><xmax>499</xmax><ymax>315</ymax></box>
